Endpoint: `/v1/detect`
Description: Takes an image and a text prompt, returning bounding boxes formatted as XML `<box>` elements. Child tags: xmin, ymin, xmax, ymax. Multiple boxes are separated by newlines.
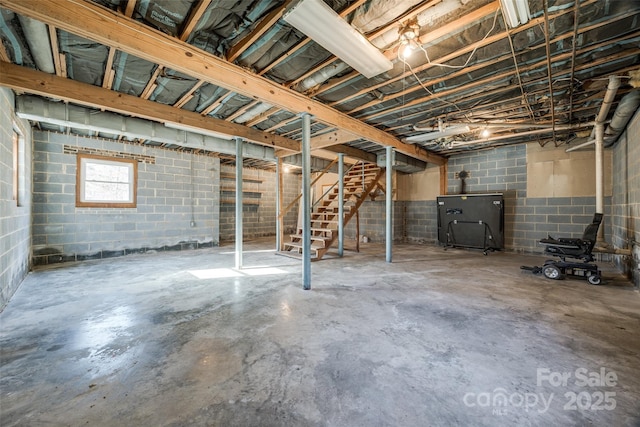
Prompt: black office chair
<box><xmin>523</xmin><ymin>213</ymin><xmax>603</xmax><ymax>285</ymax></box>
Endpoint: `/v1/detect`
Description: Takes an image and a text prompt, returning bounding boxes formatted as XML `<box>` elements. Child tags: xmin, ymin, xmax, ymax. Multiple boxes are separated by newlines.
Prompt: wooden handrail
<box><xmin>278</xmin><ymin>157</ymin><xmax>338</xmax><ymax>220</ymax></box>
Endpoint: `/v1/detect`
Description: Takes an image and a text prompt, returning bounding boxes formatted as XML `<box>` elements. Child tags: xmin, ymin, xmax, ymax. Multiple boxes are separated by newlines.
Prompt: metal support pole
<box><xmin>385</xmin><ymin>146</ymin><xmax>393</xmax><ymax>263</ymax></box>
<box><xmin>338</xmin><ymin>153</ymin><xmax>344</xmax><ymax>257</ymax></box>
<box><xmin>235</xmin><ymin>137</ymin><xmax>243</xmax><ymax>269</ymax></box>
<box><xmin>275</xmin><ymin>157</ymin><xmax>282</xmax><ymax>251</ymax></box>
<box><xmin>301</xmin><ymin>113</ymin><xmax>311</xmax><ymax>290</ymax></box>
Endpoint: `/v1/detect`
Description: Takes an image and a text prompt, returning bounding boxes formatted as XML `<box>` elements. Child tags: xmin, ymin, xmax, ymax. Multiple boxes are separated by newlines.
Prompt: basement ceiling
<box><xmin>0</xmin><ymin>0</ymin><xmax>639</xmax><ymax>167</ymax></box>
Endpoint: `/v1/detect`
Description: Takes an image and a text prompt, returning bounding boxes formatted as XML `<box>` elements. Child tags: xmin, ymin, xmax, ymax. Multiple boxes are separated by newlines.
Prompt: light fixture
<box><xmin>500</xmin><ymin>0</ymin><xmax>531</xmax><ymax>28</ymax></box>
<box><xmin>401</xmin><ymin>43</ymin><xmax>414</xmax><ymax>59</ymax></box>
<box><xmin>481</xmin><ymin>128</ymin><xmax>491</xmax><ymax>138</ymax></box>
<box><xmin>282</xmin><ymin>0</ymin><xmax>393</xmax><ymax>79</ymax></box>
<box><xmin>404</xmin><ymin>125</ymin><xmax>471</xmax><ymax>144</ymax></box>
<box><xmin>399</xmin><ymin>21</ymin><xmax>420</xmax><ymax>59</ymax></box>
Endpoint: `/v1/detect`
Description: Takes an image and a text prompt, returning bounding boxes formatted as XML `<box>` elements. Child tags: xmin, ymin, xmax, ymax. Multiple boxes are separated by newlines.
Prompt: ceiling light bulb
<box><xmin>401</xmin><ymin>43</ymin><xmax>414</xmax><ymax>59</ymax></box>
<box><xmin>481</xmin><ymin>129</ymin><xmax>491</xmax><ymax>138</ymax></box>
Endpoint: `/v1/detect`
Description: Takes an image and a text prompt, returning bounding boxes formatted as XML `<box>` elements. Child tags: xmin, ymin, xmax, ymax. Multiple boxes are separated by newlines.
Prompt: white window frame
<box><xmin>12</xmin><ymin>126</ymin><xmax>25</xmax><ymax>207</ymax></box>
<box><xmin>76</xmin><ymin>153</ymin><xmax>137</xmax><ymax>208</ymax></box>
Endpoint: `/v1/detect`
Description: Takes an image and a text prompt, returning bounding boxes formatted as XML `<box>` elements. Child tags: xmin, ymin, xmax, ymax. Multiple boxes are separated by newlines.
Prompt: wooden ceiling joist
<box><xmin>102</xmin><ymin>47</ymin><xmax>117</xmax><ymax>89</ymax></box>
<box><xmin>179</xmin><ymin>0</ymin><xmax>212</xmax><ymax>41</ymax></box>
<box><xmin>0</xmin><ymin>61</ymin><xmax>299</xmax><ymax>152</ymax></box>
<box><xmin>226</xmin><ymin>2</ymin><xmax>288</xmax><ymax>63</ymax></box>
<box><xmin>0</xmin><ymin>0</ymin><xmax>444</xmax><ymax>164</ymax></box>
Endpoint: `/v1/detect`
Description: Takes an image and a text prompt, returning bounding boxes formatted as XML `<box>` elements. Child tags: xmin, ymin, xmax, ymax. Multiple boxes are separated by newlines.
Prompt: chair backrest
<box><xmin>581</xmin><ymin>213</ymin><xmax>603</xmax><ymax>248</ymax></box>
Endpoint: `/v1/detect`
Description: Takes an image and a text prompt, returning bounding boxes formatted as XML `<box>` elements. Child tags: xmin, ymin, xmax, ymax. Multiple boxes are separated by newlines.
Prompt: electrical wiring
<box><xmin>415</xmin><ymin>9</ymin><xmax>500</xmax><ymax>70</ymax></box>
<box><xmin>395</xmin><ymin>9</ymin><xmax>502</xmax><ymax>117</ymax></box>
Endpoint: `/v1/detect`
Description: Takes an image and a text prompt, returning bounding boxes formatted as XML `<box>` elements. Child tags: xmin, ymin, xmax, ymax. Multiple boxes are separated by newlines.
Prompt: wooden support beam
<box><xmin>310</xmin><ymin>129</ymin><xmax>360</xmax><ymax>150</ymax></box>
<box><xmin>0</xmin><ymin>61</ymin><xmax>299</xmax><ymax>152</ymax></box>
<box><xmin>180</xmin><ymin>0</ymin><xmax>211</xmax><ymax>41</ymax></box>
<box><xmin>0</xmin><ymin>0</ymin><xmax>445</xmax><ymax>165</ymax></box>
<box><xmin>320</xmin><ymin>145</ymin><xmax>377</xmax><ymax>163</ymax></box>
<box><xmin>48</xmin><ymin>25</ymin><xmax>63</xmax><ymax>76</ymax></box>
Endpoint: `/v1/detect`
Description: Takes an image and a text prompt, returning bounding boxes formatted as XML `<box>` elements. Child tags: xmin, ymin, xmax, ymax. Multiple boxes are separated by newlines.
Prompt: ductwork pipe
<box><xmin>604</xmin><ymin>89</ymin><xmax>640</xmax><ymax>147</ymax></box>
<box><xmin>292</xmin><ymin>62</ymin><xmax>350</xmax><ymax>93</ymax></box>
<box><xmin>17</xmin><ymin>15</ymin><xmax>55</xmax><ymax>74</ymax></box>
<box><xmin>233</xmin><ymin>102</ymin><xmax>273</xmax><ymax>124</ymax></box>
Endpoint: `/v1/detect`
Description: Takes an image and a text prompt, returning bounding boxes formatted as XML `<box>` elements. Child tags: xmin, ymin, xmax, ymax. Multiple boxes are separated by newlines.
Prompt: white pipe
<box><xmin>419</xmin><ymin>122</ymin><xmax>597</xmax><ymax>146</ymax></box>
<box><xmin>449</xmin><ymin>127</ymin><xmax>576</xmax><ymax>147</ymax></box>
<box><xmin>421</xmin><ymin>121</ymin><xmax>598</xmax><ymax>130</ymax></box>
<box><xmin>594</xmin><ymin>123</ymin><xmax>604</xmax><ymax>241</ymax></box>
<box><xmin>565</xmin><ymin>139</ymin><xmax>595</xmax><ymax>152</ymax></box>
<box><xmin>592</xmin><ymin>76</ymin><xmax>620</xmax><ymax>243</ymax></box>
<box><xmin>588</xmin><ymin>76</ymin><xmax>621</xmax><ymax>139</ymax></box>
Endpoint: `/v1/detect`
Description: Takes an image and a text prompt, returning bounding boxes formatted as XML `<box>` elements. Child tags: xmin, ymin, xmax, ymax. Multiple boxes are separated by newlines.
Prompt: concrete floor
<box><xmin>1</xmin><ymin>239</ymin><xmax>639</xmax><ymax>426</ymax></box>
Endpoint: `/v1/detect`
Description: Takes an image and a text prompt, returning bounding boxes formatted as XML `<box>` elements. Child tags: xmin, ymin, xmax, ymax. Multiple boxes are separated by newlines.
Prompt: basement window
<box><xmin>76</xmin><ymin>154</ymin><xmax>137</xmax><ymax>208</ymax></box>
<box><xmin>12</xmin><ymin>128</ymin><xmax>25</xmax><ymax>207</ymax></box>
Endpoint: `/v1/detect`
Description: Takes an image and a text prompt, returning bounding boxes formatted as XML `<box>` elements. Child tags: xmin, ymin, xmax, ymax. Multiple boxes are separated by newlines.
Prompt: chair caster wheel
<box><xmin>587</xmin><ymin>275</ymin><xmax>602</xmax><ymax>285</ymax></box>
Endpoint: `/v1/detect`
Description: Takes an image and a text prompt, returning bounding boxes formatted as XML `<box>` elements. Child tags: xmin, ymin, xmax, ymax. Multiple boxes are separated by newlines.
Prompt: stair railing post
<box><xmin>338</xmin><ymin>153</ymin><xmax>344</xmax><ymax>257</ymax></box>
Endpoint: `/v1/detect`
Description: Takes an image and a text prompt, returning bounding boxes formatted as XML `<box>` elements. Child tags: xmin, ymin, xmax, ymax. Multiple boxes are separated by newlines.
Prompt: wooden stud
<box><xmin>0</xmin><ymin>41</ymin><xmax>9</xmax><ymax>62</ymax></box>
<box><xmin>123</xmin><ymin>0</ymin><xmax>136</xmax><ymax>17</ymax></box>
<box><xmin>59</xmin><ymin>53</ymin><xmax>67</xmax><ymax>78</ymax></box>
<box><xmin>227</xmin><ymin>3</ymin><xmax>288</xmax><ymax>63</ymax></box>
<box><xmin>47</xmin><ymin>25</ymin><xmax>63</xmax><ymax>76</ymax></box>
<box><xmin>102</xmin><ymin>47</ymin><xmax>117</xmax><ymax>89</ymax></box>
<box><xmin>0</xmin><ymin>0</ymin><xmax>458</xmax><ymax>164</ymax></box>
<box><xmin>180</xmin><ymin>0</ymin><xmax>212</xmax><ymax>41</ymax></box>
<box><xmin>173</xmin><ymin>80</ymin><xmax>204</xmax><ymax>108</ymax></box>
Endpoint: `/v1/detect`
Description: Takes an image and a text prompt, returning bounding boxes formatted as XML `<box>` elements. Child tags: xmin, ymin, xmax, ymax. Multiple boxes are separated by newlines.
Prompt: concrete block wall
<box><xmin>344</xmin><ymin>201</ymin><xmax>405</xmax><ymax>243</ymax></box>
<box><xmin>403</xmin><ymin>200</ymin><xmax>438</xmax><ymax>244</ymax></box>
<box><xmin>0</xmin><ymin>88</ymin><xmax>32</xmax><ymax>309</ymax></box>
<box><xmin>612</xmin><ymin>108</ymin><xmax>640</xmax><ymax>287</ymax></box>
<box><xmin>32</xmin><ymin>131</ymin><xmax>220</xmax><ymax>265</ymax></box>
<box><xmin>352</xmin><ymin>144</ymin><xmax>616</xmax><ymax>254</ymax></box>
<box><xmin>219</xmin><ymin>165</ymin><xmax>300</xmax><ymax>241</ymax></box>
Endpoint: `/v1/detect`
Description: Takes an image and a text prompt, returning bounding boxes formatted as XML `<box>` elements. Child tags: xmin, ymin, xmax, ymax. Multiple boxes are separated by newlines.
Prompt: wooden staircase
<box><xmin>278</xmin><ymin>161</ymin><xmax>384</xmax><ymax>261</ymax></box>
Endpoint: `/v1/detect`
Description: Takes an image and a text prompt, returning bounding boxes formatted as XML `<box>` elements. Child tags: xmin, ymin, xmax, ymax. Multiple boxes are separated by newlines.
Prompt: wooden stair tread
<box><xmin>283</xmin><ymin>242</ymin><xmax>325</xmax><ymax>250</ymax></box>
<box><xmin>289</xmin><ymin>234</ymin><xmax>331</xmax><ymax>242</ymax></box>
<box><xmin>275</xmin><ymin>251</ymin><xmax>320</xmax><ymax>261</ymax></box>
